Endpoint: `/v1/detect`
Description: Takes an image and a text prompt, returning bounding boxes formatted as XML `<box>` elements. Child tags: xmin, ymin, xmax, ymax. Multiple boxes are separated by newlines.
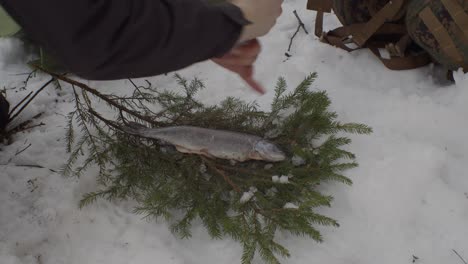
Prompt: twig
<box><xmin>286</xmin><ymin>10</ymin><xmax>309</xmax><ymax>58</ymax></box>
<box><xmin>201</xmin><ymin>156</ymin><xmax>241</xmax><ymax>193</ymax></box>
<box><xmin>287</xmin><ymin>26</ymin><xmax>301</xmax><ymax>53</ymax></box>
<box><xmin>15</xmin><ymin>143</ymin><xmax>32</xmax><ymax>156</ymax></box>
<box><xmin>32</xmin><ymin>64</ymin><xmax>164</xmax><ymax>127</ymax></box>
<box><xmin>111</xmin><ymin>97</ymin><xmax>153</xmax><ymax>100</ymax></box>
<box><xmin>293</xmin><ymin>10</ymin><xmax>309</xmax><ymax>34</ymax></box>
<box><xmin>14</xmin><ymin>164</ymin><xmax>44</xmax><ymax>169</ymax></box>
<box><xmin>21</xmin><ymin>122</ymin><xmax>46</xmax><ymax>131</ymax></box>
<box><xmin>216</xmin><ymin>164</ymin><xmax>272</xmax><ymax>178</ymax></box>
<box><xmin>453</xmin><ymin>249</ymin><xmax>468</xmax><ymax>264</ymax></box>
<box><xmin>11</xmin><ymin>164</ymin><xmax>57</xmax><ymax>173</ymax></box>
<box><xmin>88</xmin><ymin>108</ymin><xmax>124</xmax><ymax>131</ymax></box>
<box><xmin>9</xmin><ymin>91</ymin><xmax>33</xmax><ymax>116</ymax></box>
<box><xmin>0</xmin><ymin>163</ymin><xmax>56</xmax><ymax>173</ymax></box>
<box><xmin>128</xmin><ymin>78</ymin><xmax>166</xmax><ymax>118</ymax></box>
<box><xmin>19</xmin><ymin>70</ymin><xmax>38</xmax><ymax>90</ymax></box>
<box><xmin>8</xmin><ymin>77</ymin><xmax>54</xmax><ymax>123</ymax></box>
<box><xmin>5</xmin><ymin>113</ymin><xmax>44</xmax><ymax>137</ymax></box>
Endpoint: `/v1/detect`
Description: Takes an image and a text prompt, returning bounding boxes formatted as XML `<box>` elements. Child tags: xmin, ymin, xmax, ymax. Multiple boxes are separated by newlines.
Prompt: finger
<box><xmin>211</xmin><ymin>59</ymin><xmax>250</xmax><ymax>77</ymax></box>
<box><xmin>242</xmin><ymin>76</ymin><xmax>266</xmax><ymax>95</ymax></box>
<box><xmin>214</xmin><ymin>54</ymin><xmax>258</xmax><ymax>66</ymax></box>
<box><xmin>211</xmin><ymin>58</ymin><xmax>265</xmax><ymax>94</ymax></box>
<box><xmin>238</xmin><ymin>66</ymin><xmax>265</xmax><ymax>94</ymax></box>
<box><xmin>231</xmin><ymin>39</ymin><xmax>261</xmax><ymax>56</ymax></box>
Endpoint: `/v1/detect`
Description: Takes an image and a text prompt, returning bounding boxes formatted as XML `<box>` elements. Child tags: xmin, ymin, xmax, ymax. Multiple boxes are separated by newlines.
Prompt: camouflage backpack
<box><xmin>307</xmin><ymin>0</ymin><xmax>468</xmax><ymax>74</ymax></box>
<box><xmin>406</xmin><ymin>0</ymin><xmax>468</xmax><ymax>72</ymax></box>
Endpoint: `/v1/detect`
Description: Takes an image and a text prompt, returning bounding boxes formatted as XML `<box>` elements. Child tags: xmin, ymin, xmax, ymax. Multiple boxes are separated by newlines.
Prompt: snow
<box><xmin>279</xmin><ymin>175</ymin><xmax>290</xmax><ymax>184</ymax></box>
<box><xmin>272</xmin><ymin>175</ymin><xmax>290</xmax><ymax>183</ymax></box>
<box><xmin>291</xmin><ymin>155</ymin><xmax>305</xmax><ymax>166</ymax></box>
<box><xmin>272</xmin><ymin>175</ymin><xmax>280</xmax><ymax>182</ymax></box>
<box><xmin>283</xmin><ymin>203</ymin><xmax>299</xmax><ymax>209</ymax></box>
<box><xmin>240</xmin><ymin>187</ymin><xmax>258</xmax><ymax>204</ymax></box>
<box><xmin>1</xmin><ymin>0</ymin><xmax>468</xmax><ymax>263</ymax></box>
<box><xmin>240</xmin><ymin>189</ymin><xmax>256</xmax><ymax>204</ymax></box>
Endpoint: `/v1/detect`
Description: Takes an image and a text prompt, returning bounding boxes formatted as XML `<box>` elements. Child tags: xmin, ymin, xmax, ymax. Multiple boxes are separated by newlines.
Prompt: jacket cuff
<box><xmin>210</xmin><ymin>2</ymin><xmax>251</xmax><ymax>57</ymax></box>
<box><xmin>216</xmin><ymin>2</ymin><xmax>251</xmax><ymax>27</ymax></box>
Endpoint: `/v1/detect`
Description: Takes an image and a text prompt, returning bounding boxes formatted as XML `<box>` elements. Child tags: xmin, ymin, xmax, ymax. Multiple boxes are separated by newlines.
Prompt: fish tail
<box><xmin>120</xmin><ymin>122</ymin><xmax>147</xmax><ymax>135</ymax></box>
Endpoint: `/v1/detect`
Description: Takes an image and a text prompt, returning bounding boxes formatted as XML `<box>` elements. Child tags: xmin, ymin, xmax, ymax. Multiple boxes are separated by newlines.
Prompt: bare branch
<box><xmin>8</xmin><ymin>77</ymin><xmax>54</xmax><ymax>123</ymax></box>
<box><xmin>453</xmin><ymin>250</ymin><xmax>468</xmax><ymax>264</ymax></box>
<box><xmin>32</xmin><ymin>64</ymin><xmax>164</xmax><ymax>127</ymax></box>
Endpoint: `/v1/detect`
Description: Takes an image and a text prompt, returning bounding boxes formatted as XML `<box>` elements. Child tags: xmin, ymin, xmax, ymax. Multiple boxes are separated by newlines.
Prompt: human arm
<box><xmin>0</xmin><ymin>0</ymin><xmax>249</xmax><ymax>79</ymax></box>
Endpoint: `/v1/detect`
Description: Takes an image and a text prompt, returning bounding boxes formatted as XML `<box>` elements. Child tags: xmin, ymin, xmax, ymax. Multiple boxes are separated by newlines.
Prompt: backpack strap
<box><xmin>419</xmin><ymin>6</ymin><xmax>466</xmax><ymax>66</ymax></box>
<box><xmin>369</xmin><ymin>46</ymin><xmax>432</xmax><ymax>70</ymax></box>
<box><xmin>308</xmin><ymin>0</ymin><xmax>407</xmax><ymax>47</ymax></box>
<box><xmin>306</xmin><ymin>0</ymin><xmax>333</xmax><ymax>38</ymax></box>
<box><xmin>440</xmin><ymin>0</ymin><xmax>468</xmax><ymax>38</ymax></box>
<box><xmin>318</xmin><ymin>23</ymin><xmax>406</xmax><ymax>53</ymax></box>
<box><xmin>347</xmin><ymin>0</ymin><xmax>406</xmax><ymax>46</ymax></box>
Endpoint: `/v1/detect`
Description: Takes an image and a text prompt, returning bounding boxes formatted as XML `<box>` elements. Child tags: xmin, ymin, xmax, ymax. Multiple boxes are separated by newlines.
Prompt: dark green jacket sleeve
<box><xmin>0</xmin><ymin>0</ymin><xmax>249</xmax><ymax>80</ymax></box>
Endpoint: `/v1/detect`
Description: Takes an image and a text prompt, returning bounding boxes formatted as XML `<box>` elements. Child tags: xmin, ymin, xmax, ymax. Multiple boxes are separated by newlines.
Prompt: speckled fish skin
<box><xmin>122</xmin><ymin>124</ymin><xmax>286</xmax><ymax>162</ymax></box>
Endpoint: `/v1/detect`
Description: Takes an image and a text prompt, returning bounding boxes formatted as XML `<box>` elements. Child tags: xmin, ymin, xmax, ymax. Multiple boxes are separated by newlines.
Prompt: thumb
<box><xmin>239</xmin><ymin>66</ymin><xmax>266</xmax><ymax>95</ymax></box>
<box><xmin>242</xmin><ymin>76</ymin><xmax>266</xmax><ymax>95</ymax></box>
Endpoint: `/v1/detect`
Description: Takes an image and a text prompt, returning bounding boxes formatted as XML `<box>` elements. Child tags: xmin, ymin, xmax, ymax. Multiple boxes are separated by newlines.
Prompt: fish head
<box><xmin>252</xmin><ymin>140</ymin><xmax>286</xmax><ymax>162</ymax></box>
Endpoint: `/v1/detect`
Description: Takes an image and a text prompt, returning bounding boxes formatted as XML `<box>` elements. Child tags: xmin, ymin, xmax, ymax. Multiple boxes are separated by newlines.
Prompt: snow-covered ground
<box><xmin>1</xmin><ymin>0</ymin><xmax>468</xmax><ymax>263</ymax></box>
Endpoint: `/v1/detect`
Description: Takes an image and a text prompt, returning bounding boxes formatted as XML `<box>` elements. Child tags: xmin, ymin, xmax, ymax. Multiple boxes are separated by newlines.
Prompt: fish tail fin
<box><xmin>120</xmin><ymin>122</ymin><xmax>147</xmax><ymax>135</ymax></box>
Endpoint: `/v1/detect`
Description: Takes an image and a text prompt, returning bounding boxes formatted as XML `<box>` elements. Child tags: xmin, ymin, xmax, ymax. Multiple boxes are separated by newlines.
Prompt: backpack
<box><xmin>307</xmin><ymin>0</ymin><xmax>468</xmax><ymax>74</ymax></box>
<box><xmin>406</xmin><ymin>0</ymin><xmax>468</xmax><ymax>72</ymax></box>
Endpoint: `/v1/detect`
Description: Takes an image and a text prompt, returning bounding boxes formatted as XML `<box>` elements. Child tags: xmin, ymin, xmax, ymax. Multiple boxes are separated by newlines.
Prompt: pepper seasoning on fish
<box><xmin>121</xmin><ymin>123</ymin><xmax>286</xmax><ymax>162</ymax></box>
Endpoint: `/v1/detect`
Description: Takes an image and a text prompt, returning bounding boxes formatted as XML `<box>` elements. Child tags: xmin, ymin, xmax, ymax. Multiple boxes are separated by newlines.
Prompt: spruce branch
<box><xmin>201</xmin><ymin>156</ymin><xmax>242</xmax><ymax>193</ymax></box>
<box><xmin>32</xmin><ymin>64</ymin><xmax>165</xmax><ymax>127</ymax></box>
<box><xmin>43</xmin><ymin>69</ymin><xmax>372</xmax><ymax>264</ymax></box>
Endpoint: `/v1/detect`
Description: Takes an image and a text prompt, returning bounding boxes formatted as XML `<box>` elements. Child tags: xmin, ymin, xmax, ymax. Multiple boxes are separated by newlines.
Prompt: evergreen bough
<box><xmin>55</xmin><ymin>70</ymin><xmax>371</xmax><ymax>264</ymax></box>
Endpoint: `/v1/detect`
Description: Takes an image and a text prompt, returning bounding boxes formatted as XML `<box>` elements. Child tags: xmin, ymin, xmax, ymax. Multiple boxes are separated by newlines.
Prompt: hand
<box><xmin>230</xmin><ymin>0</ymin><xmax>283</xmax><ymax>43</ymax></box>
<box><xmin>211</xmin><ymin>39</ymin><xmax>265</xmax><ymax>94</ymax></box>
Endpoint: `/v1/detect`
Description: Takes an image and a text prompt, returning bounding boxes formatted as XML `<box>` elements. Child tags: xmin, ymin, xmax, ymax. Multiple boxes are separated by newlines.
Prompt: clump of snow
<box><xmin>199</xmin><ymin>163</ymin><xmax>207</xmax><ymax>173</ymax></box>
<box><xmin>292</xmin><ymin>155</ymin><xmax>306</xmax><ymax>166</ymax></box>
<box><xmin>283</xmin><ymin>203</ymin><xmax>299</xmax><ymax>209</ymax></box>
<box><xmin>264</xmin><ymin>128</ymin><xmax>282</xmax><ymax>138</ymax></box>
<box><xmin>279</xmin><ymin>175</ymin><xmax>290</xmax><ymax>183</ymax></box>
<box><xmin>272</xmin><ymin>175</ymin><xmax>280</xmax><ymax>182</ymax></box>
<box><xmin>239</xmin><ymin>192</ymin><xmax>254</xmax><ymax>204</ymax></box>
<box><xmin>240</xmin><ymin>187</ymin><xmax>258</xmax><ymax>204</ymax></box>
<box><xmin>266</xmin><ymin>187</ymin><xmax>278</xmax><ymax>197</ymax></box>
<box><xmin>273</xmin><ymin>175</ymin><xmax>290</xmax><ymax>183</ymax></box>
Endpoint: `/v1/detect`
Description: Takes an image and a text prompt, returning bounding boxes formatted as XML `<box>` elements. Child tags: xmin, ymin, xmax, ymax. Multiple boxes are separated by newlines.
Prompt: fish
<box><xmin>121</xmin><ymin>123</ymin><xmax>286</xmax><ymax>162</ymax></box>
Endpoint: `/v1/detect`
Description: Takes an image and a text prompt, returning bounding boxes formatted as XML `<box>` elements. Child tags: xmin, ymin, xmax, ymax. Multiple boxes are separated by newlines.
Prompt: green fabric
<box><xmin>0</xmin><ymin>5</ymin><xmax>20</xmax><ymax>37</ymax></box>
